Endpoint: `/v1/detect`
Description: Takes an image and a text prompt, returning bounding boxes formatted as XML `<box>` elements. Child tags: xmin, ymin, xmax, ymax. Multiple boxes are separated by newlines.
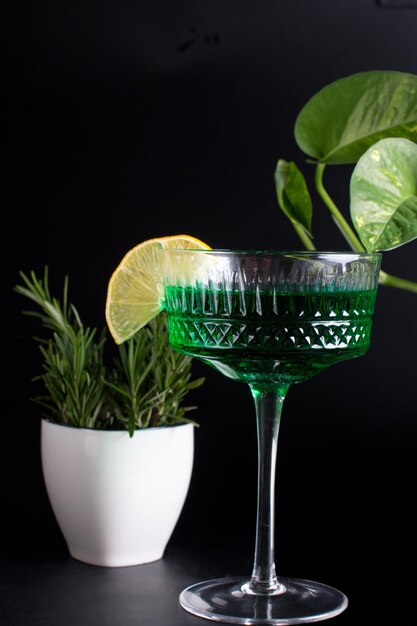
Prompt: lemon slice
<box><xmin>106</xmin><ymin>234</ymin><xmax>211</xmax><ymax>344</ymax></box>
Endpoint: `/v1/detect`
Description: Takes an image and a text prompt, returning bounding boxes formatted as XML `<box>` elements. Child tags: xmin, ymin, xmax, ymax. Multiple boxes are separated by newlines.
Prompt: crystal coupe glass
<box><xmin>163</xmin><ymin>250</ymin><xmax>381</xmax><ymax>625</ymax></box>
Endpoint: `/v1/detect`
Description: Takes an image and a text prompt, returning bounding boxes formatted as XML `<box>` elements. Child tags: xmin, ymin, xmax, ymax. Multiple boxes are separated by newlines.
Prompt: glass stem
<box><xmin>245</xmin><ymin>383</ymin><xmax>290</xmax><ymax>596</ymax></box>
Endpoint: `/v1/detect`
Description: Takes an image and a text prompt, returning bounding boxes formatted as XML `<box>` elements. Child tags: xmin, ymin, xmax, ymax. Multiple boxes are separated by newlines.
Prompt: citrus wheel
<box><xmin>105</xmin><ymin>235</ymin><xmax>211</xmax><ymax>343</ymax></box>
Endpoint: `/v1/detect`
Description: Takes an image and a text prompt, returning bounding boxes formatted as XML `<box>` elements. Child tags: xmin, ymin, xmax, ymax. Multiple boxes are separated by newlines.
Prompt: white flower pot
<box><xmin>41</xmin><ymin>419</ymin><xmax>194</xmax><ymax>567</ymax></box>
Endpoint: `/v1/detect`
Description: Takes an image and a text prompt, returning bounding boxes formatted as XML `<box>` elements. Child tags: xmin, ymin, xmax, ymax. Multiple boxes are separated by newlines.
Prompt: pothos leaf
<box><xmin>295</xmin><ymin>71</ymin><xmax>417</xmax><ymax>165</ymax></box>
<box><xmin>350</xmin><ymin>137</ymin><xmax>417</xmax><ymax>252</ymax></box>
<box><xmin>274</xmin><ymin>159</ymin><xmax>313</xmax><ymax>235</ymax></box>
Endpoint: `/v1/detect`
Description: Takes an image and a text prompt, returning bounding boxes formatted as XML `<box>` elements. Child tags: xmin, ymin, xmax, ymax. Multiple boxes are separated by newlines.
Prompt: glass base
<box><xmin>179</xmin><ymin>576</ymin><xmax>348</xmax><ymax>625</ymax></box>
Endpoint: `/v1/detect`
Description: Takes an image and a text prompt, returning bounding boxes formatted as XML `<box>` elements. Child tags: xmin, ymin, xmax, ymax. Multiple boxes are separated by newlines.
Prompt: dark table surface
<box><xmin>1</xmin><ymin>431</ymin><xmax>416</xmax><ymax>626</ymax></box>
<box><xmin>1</xmin><ymin>529</ymin><xmax>416</xmax><ymax>626</ymax></box>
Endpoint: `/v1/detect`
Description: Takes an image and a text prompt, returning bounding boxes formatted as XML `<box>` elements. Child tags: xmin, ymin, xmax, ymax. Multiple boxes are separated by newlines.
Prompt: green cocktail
<box><xmin>165</xmin><ymin>286</ymin><xmax>377</xmax><ymax>385</ymax></box>
<box><xmin>163</xmin><ymin>250</ymin><xmax>381</xmax><ymax>625</ymax></box>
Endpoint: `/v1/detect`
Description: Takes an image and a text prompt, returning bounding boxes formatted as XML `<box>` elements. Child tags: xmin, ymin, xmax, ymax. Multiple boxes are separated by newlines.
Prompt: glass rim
<box><xmin>164</xmin><ymin>248</ymin><xmax>381</xmax><ymax>258</ymax></box>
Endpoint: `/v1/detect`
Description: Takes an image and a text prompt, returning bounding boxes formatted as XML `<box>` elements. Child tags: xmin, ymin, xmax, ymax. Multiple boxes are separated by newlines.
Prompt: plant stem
<box><xmin>292</xmin><ymin>222</ymin><xmax>316</xmax><ymax>250</ymax></box>
<box><xmin>379</xmin><ymin>270</ymin><xmax>417</xmax><ymax>294</ymax></box>
<box><xmin>313</xmin><ymin>164</ymin><xmax>417</xmax><ymax>295</ymax></box>
<box><xmin>314</xmin><ymin>163</ymin><xmax>365</xmax><ymax>252</ymax></box>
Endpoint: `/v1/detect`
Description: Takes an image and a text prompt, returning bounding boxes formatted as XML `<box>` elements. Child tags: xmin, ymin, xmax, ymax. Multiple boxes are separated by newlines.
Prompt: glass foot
<box><xmin>179</xmin><ymin>576</ymin><xmax>348</xmax><ymax>625</ymax></box>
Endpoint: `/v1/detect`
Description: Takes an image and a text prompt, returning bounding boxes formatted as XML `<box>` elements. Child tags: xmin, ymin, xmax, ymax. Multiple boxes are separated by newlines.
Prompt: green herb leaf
<box><xmin>105</xmin><ymin>312</ymin><xmax>204</xmax><ymax>432</ymax></box>
<box><xmin>295</xmin><ymin>71</ymin><xmax>417</xmax><ymax>164</ymax></box>
<box><xmin>274</xmin><ymin>159</ymin><xmax>313</xmax><ymax>235</ymax></box>
<box><xmin>350</xmin><ymin>138</ymin><xmax>417</xmax><ymax>252</ymax></box>
<box><xmin>16</xmin><ymin>271</ymin><xmax>203</xmax><ymax>432</ymax></box>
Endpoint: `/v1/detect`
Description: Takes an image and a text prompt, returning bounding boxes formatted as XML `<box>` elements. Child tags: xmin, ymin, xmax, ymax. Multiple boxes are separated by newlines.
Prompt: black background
<box><xmin>2</xmin><ymin>1</ymin><xmax>417</xmax><ymax>624</ymax></box>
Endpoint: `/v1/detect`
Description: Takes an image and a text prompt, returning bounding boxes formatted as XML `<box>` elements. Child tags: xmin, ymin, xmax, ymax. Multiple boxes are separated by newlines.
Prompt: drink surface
<box><xmin>164</xmin><ymin>286</ymin><xmax>377</xmax><ymax>384</ymax></box>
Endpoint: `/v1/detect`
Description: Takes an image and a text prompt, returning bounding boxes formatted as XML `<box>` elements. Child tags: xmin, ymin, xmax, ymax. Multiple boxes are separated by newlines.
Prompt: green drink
<box><xmin>165</xmin><ymin>286</ymin><xmax>377</xmax><ymax>385</ymax></box>
<box><xmin>163</xmin><ymin>250</ymin><xmax>381</xmax><ymax>625</ymax></box>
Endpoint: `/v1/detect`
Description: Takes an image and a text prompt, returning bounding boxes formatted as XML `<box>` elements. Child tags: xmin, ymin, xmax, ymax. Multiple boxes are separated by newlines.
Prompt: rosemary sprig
<box><xmin>106</xmin><ymin>313</ymin><xmax>205</xmax><ymax>436</ymax></box>
<box><xmin>15</xmin><ymin>268</ymin><xmax>204</xmax><ymax>434</ymax></box>
<box><xmin>16</xmin><ymin>268</ymin><xmax>107</xmax><ymax>428</ymax></box>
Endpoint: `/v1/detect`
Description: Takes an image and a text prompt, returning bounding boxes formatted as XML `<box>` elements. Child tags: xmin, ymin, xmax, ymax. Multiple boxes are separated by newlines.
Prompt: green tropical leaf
<box><xmin>350</xmin><ymin>138</ymin><xmax>417</xmax><ymax>252</ymax></box>
<box><xmin>295</xmin><ymin>71</ymin><xmax>417</xmax><ymax>164</ymax></box>
<box><xmin>274</xmin><ymin>159</ymin><xmax>313</xmax><ymax>235</ymax></box>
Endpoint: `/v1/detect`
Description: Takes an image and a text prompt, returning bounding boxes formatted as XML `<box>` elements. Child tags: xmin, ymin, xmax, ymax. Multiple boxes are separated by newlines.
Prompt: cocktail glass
<box><xmin>163</xmin><ymin>250</ymin><xmax>381</xmax><ymax>625</ymax></box>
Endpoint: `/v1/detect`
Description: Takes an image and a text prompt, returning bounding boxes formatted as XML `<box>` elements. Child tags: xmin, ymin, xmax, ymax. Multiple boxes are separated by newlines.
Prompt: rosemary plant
<box><xmin>16</xmin><ymin>268</ymin><xmax>204</xmax><ymax>434</ymax></box>
<box><xmin>16</xmin><ymin>268</ymin><xmax>107</xmax><ymax>429</ymax></box>
<box><xmin>106</xmin><ymin>313</ymin><xmax>204</xmax><ymax>435</ymax></box>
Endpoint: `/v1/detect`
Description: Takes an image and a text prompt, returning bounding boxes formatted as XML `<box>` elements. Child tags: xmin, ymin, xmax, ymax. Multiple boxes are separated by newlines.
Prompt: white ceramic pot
<box><xmin>41</xmin><ymin>419</ymin><xmax>194</xmax><ymax>567</ymax></box>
